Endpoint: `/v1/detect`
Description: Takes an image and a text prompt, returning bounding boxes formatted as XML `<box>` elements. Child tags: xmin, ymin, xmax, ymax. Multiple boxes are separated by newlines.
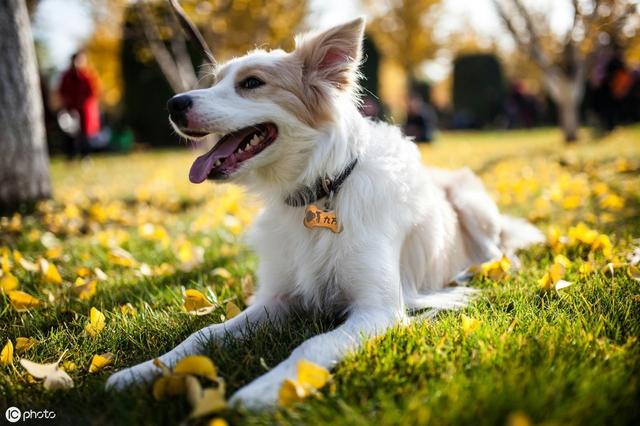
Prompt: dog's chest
<box><xmin>251</xmin><ymin>207</ymin><xmax>353</xmax><ymax>309</ymax></box>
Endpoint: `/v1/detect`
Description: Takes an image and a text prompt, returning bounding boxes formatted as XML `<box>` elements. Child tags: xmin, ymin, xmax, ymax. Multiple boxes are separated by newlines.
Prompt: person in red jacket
<box><xmin>58</xmin><ymin>50</ymin><xmax>101</xmax><ymax>158</ymax></box>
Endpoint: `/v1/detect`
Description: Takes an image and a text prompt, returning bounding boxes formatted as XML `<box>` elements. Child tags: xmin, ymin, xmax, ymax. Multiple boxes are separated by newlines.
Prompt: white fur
<box><xmin>106</xmin><ymin>18</ymin><xmax>543</xmax><ymax>408</ymax></box>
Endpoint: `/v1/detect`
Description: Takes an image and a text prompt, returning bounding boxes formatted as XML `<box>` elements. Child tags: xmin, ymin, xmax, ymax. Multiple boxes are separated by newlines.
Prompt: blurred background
<box><xmin>1</xmin><ymin>0</ymin><xmax>639</xmax><ymax>209</ymax></box>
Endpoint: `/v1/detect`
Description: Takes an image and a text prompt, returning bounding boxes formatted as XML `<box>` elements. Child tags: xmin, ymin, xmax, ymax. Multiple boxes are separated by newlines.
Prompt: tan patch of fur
<box><xmin>232</xmin><ymin>61</ymin><xmax>331</xmax><ymax>128</ymax></box>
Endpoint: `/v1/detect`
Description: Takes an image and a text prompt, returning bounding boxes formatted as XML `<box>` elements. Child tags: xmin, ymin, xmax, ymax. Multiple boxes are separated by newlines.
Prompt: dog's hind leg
<box><xmin>105</xmin><ymin>300</ymin><xmax>287</xmax><ymax>391</ymax></box>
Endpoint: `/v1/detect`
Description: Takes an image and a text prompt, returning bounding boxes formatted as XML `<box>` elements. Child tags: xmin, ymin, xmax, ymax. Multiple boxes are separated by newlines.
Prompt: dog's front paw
<box><xmin>229</xmin><ymin>375</ymin><xmax>283</xmax><ymax>410</ymax></box>
<box><xmin>105</xmin><ymin>360</ymin><xmax>160</xmax><ymax>391</ymax></box>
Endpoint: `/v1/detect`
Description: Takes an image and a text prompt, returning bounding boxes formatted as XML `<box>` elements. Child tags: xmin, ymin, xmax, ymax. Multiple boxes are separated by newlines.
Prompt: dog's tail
<box><xmin>499</xmin><ymin>214</ymin><xmax>545</xmax><ymax>252</ymax></box>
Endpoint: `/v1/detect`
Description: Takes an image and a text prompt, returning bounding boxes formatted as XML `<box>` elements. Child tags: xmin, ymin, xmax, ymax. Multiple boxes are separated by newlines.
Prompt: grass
<box><xmin>1</xmin><ymin>126</ymin><xmax>639</xmax><ymax>425</ymax></box>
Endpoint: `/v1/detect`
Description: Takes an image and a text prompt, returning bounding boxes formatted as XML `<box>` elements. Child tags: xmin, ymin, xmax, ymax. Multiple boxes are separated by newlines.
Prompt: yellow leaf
<box><xmin>120</xmin><ymin>303</ymin><xmax>137</xmax><ymax>316</ymax></box>
<box><xmin>189</xmin><ymin>386</ymin><xmax>227</xmax><ymax>418</ymax></box>
<box><xmin>175</xmin><ymin>240</ymin><xmax>204</xmax><ymax>271</ymax></box>
<box><xmin>108</xmin><ymin>247</ymin><xmax>138</xmax><ymax>268</ymax></box>
<box><xmin>61</xmin><ymin>360</ymin><xmax>76</xmax><ymax>372</ymax></box>
<box><xmin>0</xmin><ymin>272</ymin><xmax>19</xmax><ymax>292</ymax></box>
<box><xmin>278</xmin><ymin>360</ymin><xmax>331</xmax><ymax>406</ymax></box>
<box><xmin>40</xmin><ymin>258</ymin><xmax>62</xmax><ymax>285</ymax></box>
<box><xmin>75</xmin><ymin>266</ymin><xmax>91</xmax><ymax>278</ymax></box>
<box><xmin>85</xmin><ymin>307</ymin><xmax>106</xmax><ymax>337</ymax></box>
<box><xmin>478</xmin><ymin>256</ymin><xmax>511</xmax><ymax>281</ymax></box>
<box><xmin>7</xmin><ymin>290</ymin><xmax>42</xmax><ymax>312</ymax></box>
<box><xmin>20</xmin><ymin>358</ymin><xmax>74</xmax><ymax>390</ymax></box>
<box><xmin>1</xmin><ymin>340</ymin><xmax>13</xmax><ymax>366</ymax></box>
<box><xmin>89</xmin><ymin>353</ymin><xmax>114</xmax><ymax>373</ymax></box>
<box><xmin>208</xmin><ymin>418</ymin><xmax>229</xmax><ymax>426</ymax></box>
<box><xmin>296</xmin><ymin>359</ymin><xmax>330</xmax><ymax>389</ymax></box>
<box><xmin>212</xmin><ymin>267</ymin><xmax>232</xmax><ymax>280</ymax></box>
<box><xmin>15</xmin><ymin>337</ymin><xmax>37</xmax><ymax>353</ymax></box>
<box><xmin>628</xmin><ymin>265</ymin><xmax>640</xmax><ymax>282</ymax></box>
<box><xmin>174</xmin><ymin>355</ymin><xmax>217</xmax><ymax>381</ymax></box>
<box><xmin>506</xmin><ymin>410</ymin><xmax>532</xmax><ymax>426</ymax></box>
<box><xmin>225</xmin><ymin>301</ymin><xmax>241</xmax><ymax>319</ymax></box>
<box><xmin>45</xmin><ymin>246</ymin><xmax>63</xmax><ymax>260</ymax></box>
<box><xmin>278</xmin><ymin>378</ymin><xmax>306</xmax><ymax>406</ymax></box>
<box><xmin>183</xmin><ymin>289</ymin><xmax>215</xmax><ymax>315</ymax></box>
<box><xmin>152</xmin><ymin>374</ymin><xmax>187</xmax><ymax>400</ymax></box>
<box><xmin>553</xmin><ymin>254</ymin><xmax>572</xmax><ymax>268</ymax></box>
<box><xmin>74</xmin><ymin>279</ymin><xmax>97</xmax><ymax>301</ymax></box>
<box><xmin>549</xmin><ymin>262</ymin><xmax>565</xmax><ymax>283</ymax></box>
<box><xmin>579</xmin><ymin>261</ymin><xmax>594</xmax><ymax>276</ymax></box>
<box><xmin>461</xmin><ymin>314</ymin><xmax>481</xmax><ymax>337</ymax></box>
<box><xmin>1</xmin><ymin>250</ymin><xmax>11</xmax><ymax>273</ymax></box>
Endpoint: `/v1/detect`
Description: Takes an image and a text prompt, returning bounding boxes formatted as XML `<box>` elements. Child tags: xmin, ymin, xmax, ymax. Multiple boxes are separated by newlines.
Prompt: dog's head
<box><xmin>167</xmin><ymin>18</ymin><xmax>365</xmax><ymax>186</ymax></box>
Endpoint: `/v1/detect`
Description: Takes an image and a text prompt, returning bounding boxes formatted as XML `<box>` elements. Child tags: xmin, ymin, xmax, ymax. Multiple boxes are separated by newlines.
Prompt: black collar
<box><xmin>284</xmin><ymin>158</ymin><xmax>358</xmax><ymax>207</ymax></box>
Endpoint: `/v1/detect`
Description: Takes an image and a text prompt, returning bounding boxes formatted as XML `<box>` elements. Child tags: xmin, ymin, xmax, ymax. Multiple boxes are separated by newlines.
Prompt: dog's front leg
<box><xmin>229</xmin><ymin>305</ymin><xmax>404</xmax><ymax>409</ymax></box>
<box><xmin>106</xmin><ymin>300</ymin><xmax>286</xmax><ymax>390</ymax></box>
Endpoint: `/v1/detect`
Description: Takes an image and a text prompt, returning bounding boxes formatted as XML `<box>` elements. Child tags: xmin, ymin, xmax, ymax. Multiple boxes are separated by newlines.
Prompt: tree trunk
<box><xmin>0</xmin><ymin>0</ymin><xmax>51</xmax><ymax>210</ymax></box>
<box><xmin>544</xmin><ymin>71</ymin><xmax>583</xmax><ymax>143</ymax></box>
<box><xmin>558</xmin><ymin>95</ymin><xmax>579</xmax><ymax>142</ymax></box>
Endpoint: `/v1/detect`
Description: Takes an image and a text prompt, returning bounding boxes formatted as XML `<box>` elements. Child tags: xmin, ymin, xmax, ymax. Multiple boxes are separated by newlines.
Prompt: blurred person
<box><xmin>403</xmin><ymin>93</ymin><xmax>436</xmax><ymax>142</ymax></box>
<box><xmin>589</xmin><ymin>49</ymin><xmax>634</xmax><ymax>133</ymax></box>
<box><xmin>58</xmin><ymin>50</ymin><xmax>101</xmax><ymax>158</ymax></box>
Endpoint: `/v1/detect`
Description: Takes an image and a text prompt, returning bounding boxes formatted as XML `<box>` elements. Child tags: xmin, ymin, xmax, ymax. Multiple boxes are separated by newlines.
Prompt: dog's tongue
<box><xmin>189</xmin><ymin>134</ymin><xmax>243</xmax><ymax>183</ymax></box>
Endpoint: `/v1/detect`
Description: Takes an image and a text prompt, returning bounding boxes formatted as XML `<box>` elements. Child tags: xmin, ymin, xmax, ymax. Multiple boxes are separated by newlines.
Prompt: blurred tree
<box><xmin>0</xmin><ymin>0</ymin><xmax>51</xmax><ymax>210</ymax></box>
<box><xmin>493</xmin><ymin>0</ymin><xmax>639</xmax><ymax>142</ymax></box>
<box><xmin>365</xmin><ymin>0</ymin><xmax>441</xmax><ymax>77</ymax></box>
<box><xmin>453</xmin><ymin>54</ymin><xmax>506</xmax><ymax>128</ymax></box>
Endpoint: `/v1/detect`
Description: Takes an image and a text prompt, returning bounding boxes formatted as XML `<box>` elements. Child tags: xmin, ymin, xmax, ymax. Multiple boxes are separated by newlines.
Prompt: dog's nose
<box><xmin>167</xmin><ymin>95</ymin><xmax>193</xmax><ymax>114</ymax></box>
<box><xmin>167</xmin><ymin>95</ymin><xmax>193</xmax><ymax>127</ymax></box>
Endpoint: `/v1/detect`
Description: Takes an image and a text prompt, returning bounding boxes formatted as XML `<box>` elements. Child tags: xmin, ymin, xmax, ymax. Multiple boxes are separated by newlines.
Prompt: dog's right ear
<box><xmin>294</xmin><ymin>17</ymin><xmax>365</xmax><ymax>92</ymax></box>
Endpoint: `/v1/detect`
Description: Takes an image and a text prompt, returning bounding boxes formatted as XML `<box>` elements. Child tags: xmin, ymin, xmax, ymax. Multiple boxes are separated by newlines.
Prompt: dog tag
<box><xmin>304</xmin><ymin>204</ymin><xmax>342</xmax><ymax>233</ymax></box>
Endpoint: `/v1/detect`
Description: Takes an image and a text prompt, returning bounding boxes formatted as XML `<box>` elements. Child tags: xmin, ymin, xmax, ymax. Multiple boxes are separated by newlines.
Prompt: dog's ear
<box><xmin>294</xmin><ymin>17</ymin><xmax>365</xmax><ymax>91</ymax></box>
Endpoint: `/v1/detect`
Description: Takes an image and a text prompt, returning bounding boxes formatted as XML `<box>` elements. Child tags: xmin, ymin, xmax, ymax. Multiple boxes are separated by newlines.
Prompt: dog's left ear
<box><xmin>294</xmin><ymin>17</ymin><xmax>365</xmax><ymax>91</ymax></box>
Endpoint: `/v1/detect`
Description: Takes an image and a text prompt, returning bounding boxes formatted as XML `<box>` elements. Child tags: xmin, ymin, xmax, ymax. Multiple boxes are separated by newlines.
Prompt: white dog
<box><xmin>106</xmin><ymin>18</ymin><xmax>542</xmax><ymax>408</ymax></box>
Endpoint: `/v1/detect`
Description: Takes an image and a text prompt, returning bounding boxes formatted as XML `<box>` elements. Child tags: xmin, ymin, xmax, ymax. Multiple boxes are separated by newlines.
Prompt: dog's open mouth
<box><xmin>189</xmin><ymin>123</ymin><xmax>278</xmax><ymax>183</ymax></box>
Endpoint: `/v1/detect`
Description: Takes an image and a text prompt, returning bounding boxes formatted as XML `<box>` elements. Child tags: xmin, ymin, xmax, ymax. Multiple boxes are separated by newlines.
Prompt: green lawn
<box><xmin>1</xmin><ymin>127</ymin><xmax>639</xmax><ymax>425</ymax></box>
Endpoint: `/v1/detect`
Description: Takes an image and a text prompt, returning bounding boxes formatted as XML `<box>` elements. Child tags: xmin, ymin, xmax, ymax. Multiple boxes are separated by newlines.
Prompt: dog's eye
<box><xmin>239</xmin><ymin>76</ymin><xmax>265</xmax><ymax>90</ymax></box>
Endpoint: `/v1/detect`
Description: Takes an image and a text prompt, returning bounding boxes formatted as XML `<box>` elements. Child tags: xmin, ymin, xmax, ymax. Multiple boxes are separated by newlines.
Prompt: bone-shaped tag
<box><xmin>304</xmin><ymin>204</ymin><xmax>342</xmax><ymax>233</ymax></box>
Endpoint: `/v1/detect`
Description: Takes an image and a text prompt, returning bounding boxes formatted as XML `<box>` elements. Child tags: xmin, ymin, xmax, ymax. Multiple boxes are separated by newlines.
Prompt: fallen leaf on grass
<box><xmin>108</xmin><ymin>247</ymin><xmax>138</xmax><ymax>268</ymax></box>
<box><xmin>184</xmin><ymin>289</ymin><xmax>216</xmax><ymax>315</ymax></box>
<box><xmin>538</xmin><ymin>262</ymin><xmax>566</xmax><ymax>290</ymax></box>
<box><xmin>85</xmin><ymin>307</ymin><xmax>106</xmax><ymax>337</ymax></box>
<box><xmin>73</xmin><ymin>278</ymin><xmax>97</xmax><ymax>301</ymax></box>
<box><xmin>14</xmin><ymin>250</ymin><xmax>38</xmax><ymax>272</ymax></box>
<box><xmin>39</xmin><ymin>258</ymin><xmax>62</xmax><ymax>285</ymax></box>
<box><xmin>0</xmin><ymin>272</ymin><xmax>19</xmax><ymax>292</ymax></box>
<box><xmin>278</xmin><ymin>359</ymin><xmax>331</xmax><ymax>406</ymax></box>
<box><xmin>1</xmin><ymin>340</ymin><xmax>13</xmax><ymax>366</ymax></box>
<box><xmin>225</xmin><ymin>302</ymin><xmax>241</xmax><ymax>319</ymax></box>
<box><xmin>174</xmin><ymin>355</ymin><xmax>218</xmax><ymax>381</ymax></box>
<box><xmin>211</xmin><ymin>267</ymin><xmax>232</xmax><ymax>281</ymax></box>
<box><xmin>20</xmin><ymin>356</ymin><xmax>74</xmax><ymax>390</ymax></box>
<box><xmin>175</xmin><ymin>241</ymin><xmax>204</xmax><ymax>271</ymax></box>
<box><xmin>186</xmin><ymin>376</ymin><xmax>227</xmax><ymax>418</ymax></box>
<box><xmin>15</xmin><ymin>337</ymin><xmax>37</xmax><ymax>353</ymax></box>
<box><xmin>120</xmin><ymin>303</ymin><xmax>137</xmax><ymax>316</ymax></box>
<box><xmin>461</xmin><ymin>314</ymin><xmax>481</xmax><ymax>337</ymax></box>
<box><xmin>7</xmin><ymin>290</ymin><xmax>42</xmax><ymax>311</ymax></box>
<box><xmin>628</xmin><ymin>265</ymin><xmax>640</xmax><ymax>282</ymax></box>
<box><xmin>89</xmin><ymin>353</ymin><xmax>114</xmax><ymax>373</ymax></box>
<box><xmin>152</xmin><ymin>356</ymin><xmax>223</xmax><ymax>405</ymax></box>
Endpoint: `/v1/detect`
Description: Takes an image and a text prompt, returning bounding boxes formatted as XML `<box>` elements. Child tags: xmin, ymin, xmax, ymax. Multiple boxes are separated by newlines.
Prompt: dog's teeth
<box><xmin>214</xmin><ymin>160</ymin><xmax>221</xmax><ymax>166</ymax></box>
<box><xmin>250</xmin><ymin>138</ymin><xmax>259</xmax><ymax>146</ymax></box>
<box><xmin>238</xmin><ymin>147</ymin><xmax>244</xmax><ymax>153</ymax></box>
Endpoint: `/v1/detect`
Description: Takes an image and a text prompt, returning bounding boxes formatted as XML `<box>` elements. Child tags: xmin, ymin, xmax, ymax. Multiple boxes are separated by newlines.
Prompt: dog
<box><xmin>106</xmin><ymin>17</ymin><xmax>543</xmax><ymax>408</ymax></box>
